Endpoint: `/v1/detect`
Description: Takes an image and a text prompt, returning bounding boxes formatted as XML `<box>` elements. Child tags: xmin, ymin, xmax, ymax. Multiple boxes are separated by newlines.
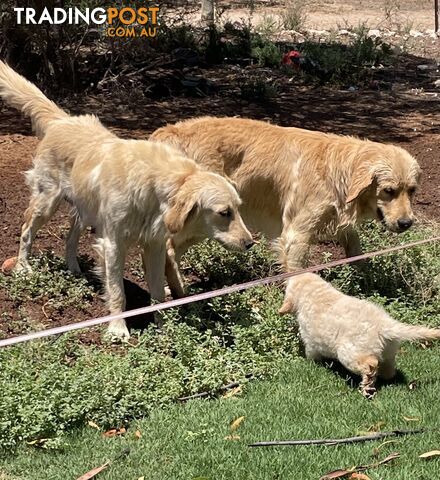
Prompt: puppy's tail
<box><xmin>0</xmin><ymin>60</ymin><xmax>68</xmax><ymax>138</ymax></box>
<box><xmin>385</xmin><ymin>320</ymin><xmax>440</xmax><ymax>342</ymax></box>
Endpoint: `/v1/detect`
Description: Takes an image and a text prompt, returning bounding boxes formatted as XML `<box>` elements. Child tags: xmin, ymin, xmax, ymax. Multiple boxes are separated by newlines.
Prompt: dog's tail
<box><xmin>0</xmin><ymin>60</ymin><xmax>68</xmax><ymax>138</ymax></box>
<box><xmin>385</xmin><ymin>320</ymin><xmax>440</xmax><ymax>342</ymax></box>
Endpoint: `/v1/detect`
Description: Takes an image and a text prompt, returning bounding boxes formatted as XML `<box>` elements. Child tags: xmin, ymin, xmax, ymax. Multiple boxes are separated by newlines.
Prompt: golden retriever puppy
<box><xmin>0</xmin><ymin>61</ymin><xmax>253</xmax><ymax>340</ymax></box>
<box><xmin>151</xmin><ymin>117</ymin><xmax>421</xmax><ymax>276</ymax></box>
<box><xmin>279</xmin><ymin>273</ymin><xmax>440</xmax><ymax>398</ymax></box>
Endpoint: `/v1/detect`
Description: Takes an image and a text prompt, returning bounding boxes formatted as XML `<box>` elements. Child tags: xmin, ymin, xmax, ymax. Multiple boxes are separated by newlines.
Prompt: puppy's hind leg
<box><xmin>357</xmin><ymin>355</ymin><xmax>379</xmax><ymax>399</ymax></box>
<box><xmin>16</xmin><ymin>188</ymin><xmax>63</xmax><ymax>272</ymax></box>
<box><xmin>338</xmin><ymin>349</ymin><xmax>379</xmax><ymax>399</ymax></box>
<box><xmin>379</xmin><ymin>343</ymin><xmax>399</xmax><ymax>380</ymax></box>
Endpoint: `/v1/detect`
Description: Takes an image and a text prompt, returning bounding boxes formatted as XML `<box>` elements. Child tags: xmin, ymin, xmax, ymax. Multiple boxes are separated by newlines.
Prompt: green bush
<box><xmin>0</xmin><ymin>253</ymin><xmax>95</xmax><ymax>310</ymax></box>
<box><xmin>181</xmin><ymin>237</ymin><xmax>276</xmax><ymax>288</ymax></box>
<box><xmin>299</xmin><ymin>31</ymin><xmax>392</xmax><ymax>85</ymax></box>
<box><xmin>0</xmin><ymin>222</ymin><xmax>438</xmax><ymax>449</ymax></box>
<box><xmin>0</xmin><ymin>284</ymin><xmax>296</xmax><ymax>449</ymax></box>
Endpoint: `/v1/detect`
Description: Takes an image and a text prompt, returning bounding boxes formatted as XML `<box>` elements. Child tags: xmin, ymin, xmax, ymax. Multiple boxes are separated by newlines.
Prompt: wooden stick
<box><xmin>178</xmin><ymin>375</ymin><xmax>253</xmax><ymax>402</ymax></box>
<box><xmin>248</xmin><ymin>429</ymin><xmax>424</xmax><ymax>447</ymax></box>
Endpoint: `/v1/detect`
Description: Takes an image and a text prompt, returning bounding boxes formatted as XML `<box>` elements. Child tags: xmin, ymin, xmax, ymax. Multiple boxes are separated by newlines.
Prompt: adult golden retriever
<box><xmin>151</xmin><ymin>117</ymin><xmax>421</xmax><ymax>278</ymax></box>
<box><xmin>0</xmin><ymin>63</ymin><xmax>253</xmax><ymax>340</ymax></box>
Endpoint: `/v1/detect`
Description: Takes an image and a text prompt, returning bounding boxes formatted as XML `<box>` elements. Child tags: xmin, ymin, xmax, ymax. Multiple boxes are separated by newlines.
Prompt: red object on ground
<box><xmin>1</xmin><ymin>256</ymin><xmax>17</xmax><ymax>274</ymax></box>
<box><xmin>282</xmin><ymin>50</ymin><xmax>302</xmax><ymax>67</ymax></box>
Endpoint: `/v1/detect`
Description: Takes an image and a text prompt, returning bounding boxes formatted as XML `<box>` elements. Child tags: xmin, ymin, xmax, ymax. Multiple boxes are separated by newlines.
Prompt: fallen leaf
<box><xmin>222</xmin><ymin>386</ymin><xmax>242</xmax><ymax>399</ymax></box>
<box><xmin>319</xmin><ymin>469</ymin><xmax>353</xmax><ymax>480</ymax></box>
<box><xmin>419</xmin><ymin>450</ymin><xmax>440</xmax><ymax>459</ymax></box>
<box><xmin>372</xmin><ymin>440</ymin><xmax>398</xmax><ymax>457</ymax></box>
<box><xmin>373</xmin><ymin>452</ymin><xmax>400</xmax><ymax>467</ymax></box>
<box><xmin>224</xmin><ymin>434</ymin><xmax>240</xmax><ymax>441</ymax></box>
<box><xmin>76</xmin><ymin>462</ymin><xmax>109</xmax><ymax>480</ymax></box>
<box><xmin>135</xmin><ymin>430</ymin><xmax>142</xmax><ymax>439</ymax></box>
<box><xmin>403</xmin><ymin>416</ymin><xmax>420</xmax><ymax>422</ymax></box>
<box><xmin>88</xmin><ymin>421</ymin><xmax>100</xmax><ymax>429</ymax></box>
<box><xmin>367</xmin><ymin>421</ymin><xmax>385</xmax><ymax>432</ymax></box>
<box><xmin>349</xmin><ymin>474</ymin><xmax>371</xmax><ymax>480</ymax></box>
<box><xmin>102</xmin><ymin>427</ymin><xmax>126</xmax><ymax>438</ymax></box>
<box><xmin>230</xmin><ymin>416</ymin><xmax>245</xmax><ymax>432</ymax></box>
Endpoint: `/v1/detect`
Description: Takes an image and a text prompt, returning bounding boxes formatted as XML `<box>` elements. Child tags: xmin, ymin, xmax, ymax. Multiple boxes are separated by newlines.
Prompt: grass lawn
<box><xmin>0</xmin><ymin>223</ymin><xmax>439</xmax><ymax>479</ymax></box>
<box><xmin>2</xmin><ymin>346</ymin><xmax>440</xmax><ymax>480</ymax></box>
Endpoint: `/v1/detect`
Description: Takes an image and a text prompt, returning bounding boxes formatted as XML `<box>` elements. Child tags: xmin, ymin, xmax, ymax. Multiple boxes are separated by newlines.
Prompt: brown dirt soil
<box><xmin>0</xmin><ymin>11</ymin><xmax>439</xmax><ymax>343</ymax></box>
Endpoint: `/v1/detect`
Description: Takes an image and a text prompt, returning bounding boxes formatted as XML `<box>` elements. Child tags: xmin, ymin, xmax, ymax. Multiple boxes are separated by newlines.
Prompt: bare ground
<box><xmin>0</xmin><ymin>2</ymin><xmax>439</xmax><ymax>341</ymax></box>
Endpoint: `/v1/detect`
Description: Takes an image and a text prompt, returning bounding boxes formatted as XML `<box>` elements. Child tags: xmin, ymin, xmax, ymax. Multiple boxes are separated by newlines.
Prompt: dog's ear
<box><xmin>346</xmin><ymin>164</ymin><xmax>375</xmax><ymax>203</ymax></box>
<box><xmin>165</xmin><ymin>191</ymin><xmax>198</xmax><ymax>234</ymax></box>
<box><xmin>225</xmin><ymin>175</ymin><xmax>239</xmax><ymax>191</ymax></box>
<box><xmin>278</xmin><ymin>298</ymin><xmax>294</xmax><ymax>315</ymax></box>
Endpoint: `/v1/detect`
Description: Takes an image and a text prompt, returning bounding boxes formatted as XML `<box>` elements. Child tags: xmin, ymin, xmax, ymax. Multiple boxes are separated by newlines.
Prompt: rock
<box><xmin>409</xmin><ymin>29</ymin><xmax>424</xmax><ymax>38</ymax></box>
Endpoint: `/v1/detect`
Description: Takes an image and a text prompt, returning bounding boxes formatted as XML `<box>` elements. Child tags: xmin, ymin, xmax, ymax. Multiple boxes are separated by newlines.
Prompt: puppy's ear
<box><xmin>279</xmin><ymin>298</ymin><xmax>294</xmax><ymax>315</ymax></box>
<box><xmin>165</xmin><ymin>192</ymin><xmax>198</xmax><ymax>234</ymax></box>
<box><xmin>346</xmin><ymin>164</ymin><xmax>375</xmax><ymax>203</ymax></box>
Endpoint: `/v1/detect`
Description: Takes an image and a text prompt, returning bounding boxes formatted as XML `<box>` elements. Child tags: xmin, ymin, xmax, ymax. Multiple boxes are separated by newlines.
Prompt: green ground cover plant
<box><xmin>0</xmin><ymin>222</ymin><xmax>438</xmax><ymax>479</ymax></box>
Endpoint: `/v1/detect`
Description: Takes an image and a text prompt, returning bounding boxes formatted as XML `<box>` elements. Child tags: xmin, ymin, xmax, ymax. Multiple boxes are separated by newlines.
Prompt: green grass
<box><xmin>2</xmin><ymin>349</ymin><xmax>440</xmax><ymax>479</ymax></box>
<box><xmin>0</xmin><ymin>222</ymin><xmax>439</xmax><ymax>478</ymax></box>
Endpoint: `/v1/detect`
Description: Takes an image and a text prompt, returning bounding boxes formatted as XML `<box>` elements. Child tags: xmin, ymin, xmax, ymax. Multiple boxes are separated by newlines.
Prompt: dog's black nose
<box><xmin>245</xmin><ymin>240</ymin><xmax>255</xmax><ymax>250</ymax></box>
<box><xmin>397</xmin><ymin>218</ymin><xmax>413</xmax><ymax>231</ymax></box>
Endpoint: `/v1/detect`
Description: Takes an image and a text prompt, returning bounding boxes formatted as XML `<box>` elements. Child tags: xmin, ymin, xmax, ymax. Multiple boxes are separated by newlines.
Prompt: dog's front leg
<box><xmin>101</xmin><ymin>238</ymin><xmax>129</xmax><ymax>341</ymax></box>
<box><xmin>164</xmin><ymin>237</ymin><xmax>200</xmax><ymax>298</ymax></box>
<box><xmin>65</xmin><ymin>212</ymin><xmax>85</xmax><ymax>274</ymax></box>
<box><xmin>279</xmin><ymin>227</ymin><xmax>312</xmax><ymax>272</ymax></box>
<box><xmin>337</xmin><ymin>226</ymin><xmax>362</xmax><ymax>259</ymax></box>
<box><xmin>142</xmin><ymin>242</ymin><xmax>166</xmax><ymax>328</ymax></box>
<box><xmin>165</xmin><ymin>243</ymin><xmax>186</xmax><ymax>299</ymax></box>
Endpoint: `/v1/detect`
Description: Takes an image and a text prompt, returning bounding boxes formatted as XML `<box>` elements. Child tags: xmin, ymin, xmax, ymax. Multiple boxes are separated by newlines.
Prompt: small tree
<box><xmin>201</xmin><ymin>0</ymin><xmax>215</xmax><ymax>25</ymax></box>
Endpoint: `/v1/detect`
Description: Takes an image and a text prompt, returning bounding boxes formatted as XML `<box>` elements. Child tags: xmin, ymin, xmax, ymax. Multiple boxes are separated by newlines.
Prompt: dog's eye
<box><xmin>408</xmin><ymin>187</ymin><xmax>417</xmax><ymax>196</ymax></box>
<box><xmin>218</xmin><ymin>209</ymin><xmax>231</xmax><ymax>218</ymax></box>
<box><xmin>383</xmin><ymin>187</ymin><xmax>395</xmax><ymax>195</ymax></box>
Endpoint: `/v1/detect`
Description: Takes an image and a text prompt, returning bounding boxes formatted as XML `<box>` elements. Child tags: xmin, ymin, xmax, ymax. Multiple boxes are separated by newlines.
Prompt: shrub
<box><xmin>0</xmin><ymin>253</ymin><xmax>95</xmax><ymax>311</ymax></box>
<box><xmin>281</xmin><ymin>0</ymin><xmax>309</xmax><ymax>31</ymax></box>
<box><xmin>240</xmin><ymin>76</ymin><xmax>279</xmax><ymax>102</ymax></box>
<box><xmin>298</xmin><ymin>30</ymin><xmax>392</xmax><ymax>85</ymax></box>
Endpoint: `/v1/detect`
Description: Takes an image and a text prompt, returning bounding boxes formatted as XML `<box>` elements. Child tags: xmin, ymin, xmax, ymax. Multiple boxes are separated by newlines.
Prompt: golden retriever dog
<box><xmin>279</xmin><ymin>273</ymin><xmax>440</xmax><ymax>398</ymax></box>
<box><xmin>151</xmin><ymin>117</ymin><xmax>421</xmax><ymax>282</ymax></box>
<box><xmin>0</xmin><ymin>62</ymin><xmax>253</xmax><ymax>340</ymax></box>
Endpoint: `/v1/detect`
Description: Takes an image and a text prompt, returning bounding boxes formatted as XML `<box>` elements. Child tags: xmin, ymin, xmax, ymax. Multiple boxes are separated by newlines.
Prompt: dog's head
<box><xmin>165</xmin><ymin>172</ymin><xmax>254</xmax><ymax>251</ymax></box>
<box><xmin>346</xmin><ymin>144</ymin><xmax>421</xmax><ymax>233</ymax></box>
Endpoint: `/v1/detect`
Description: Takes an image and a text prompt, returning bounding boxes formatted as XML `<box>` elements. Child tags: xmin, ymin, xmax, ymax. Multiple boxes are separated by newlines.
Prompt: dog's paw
<box><xmin>67</xmin><ymin>261</ymin><xmax>82</xmax><ymax>275</ymax></box>
<box><xmin>13</xmin><ymin>260</ymin><xmax>32</xmax><ymax>274</ymax></box>
<box><xmin>360</xmin><ymin>385</ymin><xmax>377</xmax><ymax>400</ymax></box>
<box><xmin>106</xmin><ymin>320</ymin><xmax>130</xmax><ymax>342</ymax></box>
<box><xmin>164</xmin><ymin>286</ymin><xmax>172</xmax><ymax>298</ymax></box>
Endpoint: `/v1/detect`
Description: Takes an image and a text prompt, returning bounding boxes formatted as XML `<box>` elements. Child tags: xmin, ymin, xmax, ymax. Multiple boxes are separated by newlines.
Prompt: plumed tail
<box><xmin>385</xmin><ymin>321</ymin><xmax>440</xmax><ymax>342</ymax></box>
<box><xmin>0</xmin><ymin>60</ymin><xmax>68</xmax><ymax>138</ymax></box>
